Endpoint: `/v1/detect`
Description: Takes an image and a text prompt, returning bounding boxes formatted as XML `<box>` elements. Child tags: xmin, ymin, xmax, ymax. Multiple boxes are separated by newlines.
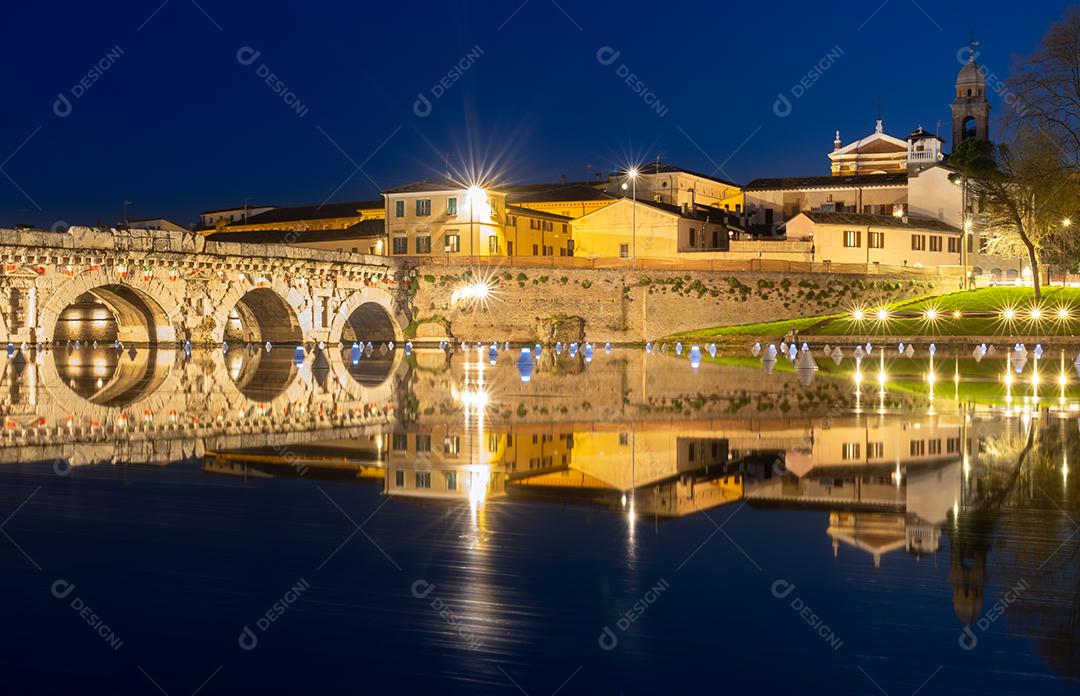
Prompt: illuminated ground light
<box><xmin>1057</xmin><ymin>307</ymin><xmax>1072</xmax><ymax>321</ymax></box>
<box><xmin>451</xmin><ymin>278</ymin><xmax>496</xmax><ymax>307</ymax></box>
<box><xmin>851</xmin><ymin>308</ymin><xmax>866</xmax><ymax>322</ymax></box>
<box><xmin>952</xmin><ymin>310</ymin><xmax>962</xmax><ymax>319</ymax></box>
<box><xmin>1030</xmin><ymin>307</ymin><xmax>1043</xmax><ymax>321</ymax></box>
<box><xmin>1001</xmin><ymin>307</ymin><xmax>1016</xmax><ymax>321</ymax></box>
<box><xmin>875</xmin><ymin>308</ymin><xmax>889</xmax><ymax>322</ymax></box>
<box><xmin>925</xmin><ymin>308</ymin><xmax>938</xmax><ymax>321</ymax></box>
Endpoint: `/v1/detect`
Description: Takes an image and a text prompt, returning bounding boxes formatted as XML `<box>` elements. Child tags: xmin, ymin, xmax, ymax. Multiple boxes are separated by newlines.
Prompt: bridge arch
<box><xmin>329</xmin><ymin>288</ymin><xmax>404</xmax><ymax>345</ymax></box>
<box><xmin>40</xmin><ymin>271</ymin><xmax>182</xmax><ymax>344</ymax></box>
<box><xmin>213</xmin><ymin>284</ymin><xmax>307</xmax><ymax>344</ymax></box>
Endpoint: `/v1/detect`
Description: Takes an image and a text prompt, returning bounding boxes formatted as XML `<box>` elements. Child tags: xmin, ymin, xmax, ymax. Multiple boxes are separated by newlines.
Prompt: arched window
<box><xmin>962</xmin><ymin>116</ymin><xmax>977</xmax><ymax>141</ymax></box>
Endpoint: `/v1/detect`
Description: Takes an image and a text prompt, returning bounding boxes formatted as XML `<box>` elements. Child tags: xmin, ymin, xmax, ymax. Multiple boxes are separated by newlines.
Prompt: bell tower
<box><xmin>951</xmin><ymin>39</ymin><xmax>991</xmax><ymax>151</ymax></box>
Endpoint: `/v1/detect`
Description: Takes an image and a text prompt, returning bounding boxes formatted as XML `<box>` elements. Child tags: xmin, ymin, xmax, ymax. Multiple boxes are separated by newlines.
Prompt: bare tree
<box><xmin>952</xmin><ymin>133</ymin><xmax>1077</xmax><ymax>299</ymax></box>
<box><xmin>1007</xmin><ymin>7</ymin><xmax>1080</xmax><ymax>165</ymax></box>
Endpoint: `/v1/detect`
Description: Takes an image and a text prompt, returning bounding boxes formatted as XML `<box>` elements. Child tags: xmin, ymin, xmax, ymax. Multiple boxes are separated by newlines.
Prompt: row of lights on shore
<box><xmin>852</xmin><ymin>306</ymin><xmax>1075</xmax><ymax>323</ymax></box>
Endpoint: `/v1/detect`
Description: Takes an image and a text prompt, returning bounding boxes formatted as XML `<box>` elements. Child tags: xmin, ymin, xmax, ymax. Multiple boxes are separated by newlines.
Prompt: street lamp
<box><xmin>466</xmin><ymin>185</ymin><xmax>484</xmax><ymax>258</ymax></box>
<box><xmin>622</xmin><ymin>168</ymin><xmax>638</xmax><ymax>267</ymax></box>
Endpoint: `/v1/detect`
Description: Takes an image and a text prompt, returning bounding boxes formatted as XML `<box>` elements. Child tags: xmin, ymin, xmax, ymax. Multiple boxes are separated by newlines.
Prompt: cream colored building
<box><xmin>785</xmin><ymin>211</ymin><xmax>965</xmax><ymax>268</ymax></box>
<box><xmin>606</xmin><ymin>163</ymin><xmax>743</xmax><ymax>212</ymax></box>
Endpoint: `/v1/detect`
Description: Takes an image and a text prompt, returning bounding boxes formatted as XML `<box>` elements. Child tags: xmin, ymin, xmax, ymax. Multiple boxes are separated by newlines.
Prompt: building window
<box><xmin>868</xmin><ymin>231</ymin><xmax>884</xmax><ymax>249</ymax></box>
<box><xmin>392</xmin><ymin>433</ymin><xmax>408</xmax><ymax>451</ymax></box>
<box><xmin>689</xmin><ymin>228</ymin><xmax>697</xmax><ymax>247</ymax></box>
<box><xmin>619</xmin><ymin>432</ymin><xmax>629</xmax><ymax>445</ymax></box>
<box><xmin>910</xmin><ymin>440</ymin><xmax>926</xmax><ymax>456</ymax></box>
<box><xmin>619</xmin><ymin>243</ymin><xmax>629</xmax><ymax>258</ymax></box>
<box><xmin>416</xmin><ymin>434</ymin><xmax>431</xmax><ymax>452</ymax></box>
<box><xmin>948</xmin><ymin>237</ymin><xmax>961</xmax><ymax>253</ymax></box>
<box><xmin>415</xmin><ymin>471</ymin><xmax>431</xmax><ymax>489</ymax></box>
<box><xmin>928</xmin><ymin>439</ymin><xmax>941</xmax><ymax>455</ymax></box>
<box><xmin>395</xmin><ymin>200</ymin><xmax>405</xmax><ymax>217</ymax></box>
<box><xmin>447</xmin><ymin>197</ymin><xmax>457</xmax><ymax>215</ymax></box>
<box><xmin>532</xmin><ymin>244</ymin><xmax>539</xmax><ymax>255</ymax></box>
<box><xmin>911</xmin><ymin>235</ymin><xmax>926</xmax><ymax>251</ymax></box>
<box><xmin>444</xmin><ymin>435</ymin><xmax>461</xmax><ymax>455</ymax></box>
<box><xmin>395</xmin><ymin>470</ymin><xmax>405</xmax><ymax>488</ymax></box>
<box><xmin>507</xmin><ymin>241</ymin><xmax>514</xmax><ymax>256</ymax></box>
<box><xmin>868</xmin><ymin>442</ymin><xmax>884</xmax><ymax>459</ymax></box>
<box><xmin>843</xmin><ymin>230</ymin><xmax>861</xmax><ymax>248</ymax></box>
<box><xmin>842</xmin><ymin>443</ymin><xmax>861</xmax><ymax>460</ymax></box>
<box><xmin>562</xmin><ymin>224</ymin><xmax>568</xmax><ymax>234</ymax></box>
<box><xmin>446</xmin><ymin>472</ymin><xmax>457</xmax><ymax>491</ymax></box>
<box><xmin>415</xmin><ymin>236</ymin><xmax>432</xmax><ymax>254</ymax></box>
<box><xmin>392</xmin><ymin>237</ymin><xmax>408</xmax><ymax>255</ymax></box>
<box><xmin>445</xmin><ymin>234</ymin><xmax>460</xmax><ymax>253</ymax></box>
<box><xmin>930</xmin><ymin>235</ymin><xmax>942</xmax><ymax>252</ymax></box>
<box><xmin>415</xmin><ymin>199</ymin><xmax>431</xmax><ymax>216</ymax></box>
<box><xmin>488</xmin><ymin>236</ymin><xmax>500</xmax><ymax>254</ymax></box>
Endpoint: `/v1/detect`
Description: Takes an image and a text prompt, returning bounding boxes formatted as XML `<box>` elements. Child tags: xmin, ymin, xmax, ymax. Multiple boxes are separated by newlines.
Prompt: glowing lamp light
<box><xmin>925</xmin><ymin>309</ymin><xmax>938</xmax><ymax>321</ymax></box>
<box><xmin>1064</xmin><ymin>218</ymin><xmax>1072</xmax><ymax>227</ymax></box>
<box><xmin>627</xmin><ymin>167</ymin><xmax>639</xmax><ymax>179</ymax></box>
<box><xmin>852</xmin><ymin>309</ymin><xmax>865</xmax><ymax>321</ymax></box>
<box><xmin>876</xmin><ymin>308</ymin><xmax>889</xmax><ymax>322</ymax></box>
<box><xmin>1058</xmin><ymin>308</ymin><xmax>1071</xmax><ymax>320</ymax></box>
<box><xmin>1002</xmin><ymin>308</ymin><xmax>1015</xmax><ymax>320</ymax></box>
<box><xmin>1030</xmin><ymin>308</ymin><xmax>1042</xmax><ymax>320</ymax></box>
<box><xmin>952</xmin><ymin>310</ymin><xmax>961</xmax><ymax>319</ymax></box>
<box><xmin>451</xmin><ymin>280</ymin><xmax>493</xmax><ymax>305</ymax></box>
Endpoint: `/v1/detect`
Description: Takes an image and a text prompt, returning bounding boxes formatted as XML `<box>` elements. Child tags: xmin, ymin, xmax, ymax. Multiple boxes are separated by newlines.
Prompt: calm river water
<box><xmin>0</xmin><ymin>342</ymin><xmax>1078</xmax><ymax>694</ymax></box>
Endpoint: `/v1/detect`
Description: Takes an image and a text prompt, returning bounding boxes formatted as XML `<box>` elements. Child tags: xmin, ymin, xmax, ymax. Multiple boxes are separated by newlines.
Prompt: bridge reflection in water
<box><xmin>2</xmin><ymin>346</ymin><xmax>1080</xmax><ymax>678</ymax></box>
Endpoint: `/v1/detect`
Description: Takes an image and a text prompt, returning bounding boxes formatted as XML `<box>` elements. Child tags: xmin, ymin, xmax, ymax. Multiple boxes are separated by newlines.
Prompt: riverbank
<box><xmin>665</xmin><ymin>287</ymin><xmax>1080</xmax><ymax>347</ymax></box>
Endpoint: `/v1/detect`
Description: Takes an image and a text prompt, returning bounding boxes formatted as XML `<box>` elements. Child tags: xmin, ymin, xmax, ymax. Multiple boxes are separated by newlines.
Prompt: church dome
<box><xmin>957</xmin><ymin>59</ymin><xmax>986</xmax><ymax>87</ymax></box>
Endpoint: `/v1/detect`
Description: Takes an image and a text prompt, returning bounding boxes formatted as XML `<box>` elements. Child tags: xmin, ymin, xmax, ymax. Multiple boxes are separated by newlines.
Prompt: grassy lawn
<box><xmin>672</xmin><ymin>286</ymin><xmax>1080</xmax><ymax>341</ymax></box>
<box><xmin>667</xmin><ymin>315</ymin><xmax>838</xmax><ymax>342</ymax></box>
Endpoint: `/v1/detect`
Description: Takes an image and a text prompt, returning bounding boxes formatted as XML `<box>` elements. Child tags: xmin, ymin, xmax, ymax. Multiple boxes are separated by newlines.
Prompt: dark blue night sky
<box><xmin>0</xmin><ymin>0</ymin><xmax>1071</xmax><ymax>227</ymax></box>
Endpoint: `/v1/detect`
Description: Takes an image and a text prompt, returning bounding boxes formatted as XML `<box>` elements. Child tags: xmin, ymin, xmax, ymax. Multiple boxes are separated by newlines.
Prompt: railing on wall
<box><xmin>410</xmin><ymin>255</ymin><xmax>968</xmax><ymax>277</ymax></box>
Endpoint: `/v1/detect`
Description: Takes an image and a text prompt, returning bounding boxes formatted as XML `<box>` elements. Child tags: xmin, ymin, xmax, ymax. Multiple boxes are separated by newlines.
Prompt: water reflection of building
<box><xmin>739</xmin><ymin>415</ymin><xmax>970</xmax><ymax>566</ymax></box>
<box><xmin>381</xmin><ymin>422</ymin><xmax>746</xmax><ymax>517</ymax></box>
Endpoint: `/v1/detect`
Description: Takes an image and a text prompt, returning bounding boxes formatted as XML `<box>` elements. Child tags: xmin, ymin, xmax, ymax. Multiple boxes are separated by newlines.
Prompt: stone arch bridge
<box><xmin>0</xmin><ymin>227</ymin><xmax>414</xmax><ymax>345</ymax></box>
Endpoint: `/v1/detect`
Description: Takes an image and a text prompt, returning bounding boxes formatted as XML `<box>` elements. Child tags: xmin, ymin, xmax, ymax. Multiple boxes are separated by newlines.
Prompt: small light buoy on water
<box><xmin>676</xmin><ymin>342</ymin><xmax>683</xmax><ymax>356</ymax></box>
<box><xmin>779</xmin><ymin>341</ymin><xmax>788</xmax><ymax>355</ymax></box>
<box><xmin>854</xmin><ymin>345</ymin><xmax>865</xmax><ymax>360</ymax></box>
<box><xmin>604</xmin><ymin>342</ymin><xmax>612</xmax><ymax>354</ymax></box>
<box><xmin>929</xmin><ymin>343</ymin><xmax>936</xmax><ymax>356</ymax></box>
<box><xmin>645</xmin><ymin>342</ymin><xmax>652</xmax><ymax>353</ymax></box>
<box><xmin>796</xmin><ymin>348</ymin><xmax>818</xmax><ymax>371</ymax></box>
<box><xmin>751</xmin><ymin>342</ymin><xmax>761</xmax><ymax>357</ymax></box>
<box><xmin>708</xmin><ymin>344</ymin><xmax>717</xmax><ymax>358</ymax></box>
<box><xmin>405</xmin><ymin>341</ymin><xmax>413</xmax><ymax>355</ymax></box>
<box><xmin>905</xmin><ymin>344</ymin><xmax>915</xmax><ymax>358</ymax></box>
<box><xmin>265</xmin><ymin>341</ymin><xmax>272</xmax><ymax>352</ymax></box>
<box><xmin>788</xmin><ymin>344</ymin><xmax>798</xmax><ymax>360</ymax></box>
<box><xmin>766</xmin><ymin>344</ymin><xmax>777</xmax><ymax>358</ymax></box>
<box><xmin>1034</xmin><ymin>344</ymin><xmax>1044</xmax><ymax>359</ymax></box>
<box><xmin>689</xmin><ymin>345</ymin><xmax>702</xmax><ymax>368</ymax></box>
<box><xmin>865</xmin><ymin>342</ymin><xmax>872</xmax><ymax>355</ymax></box>
<box><xmin>222</xmin><ymin>342</ymin><xmax>229</xmax><ymax>353</ymax></box>
<box><xmin>898</xmin><ymin>342</ymin><xmax>905</xmax><ymax>354</ymax></box>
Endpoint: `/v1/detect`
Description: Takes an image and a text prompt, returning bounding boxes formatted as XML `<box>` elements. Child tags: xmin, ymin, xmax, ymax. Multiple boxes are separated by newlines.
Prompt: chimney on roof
<box><xmin>833</xmin><ymin>130</ymin><xmax>842</xmax><ymax>150</ymax></box>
